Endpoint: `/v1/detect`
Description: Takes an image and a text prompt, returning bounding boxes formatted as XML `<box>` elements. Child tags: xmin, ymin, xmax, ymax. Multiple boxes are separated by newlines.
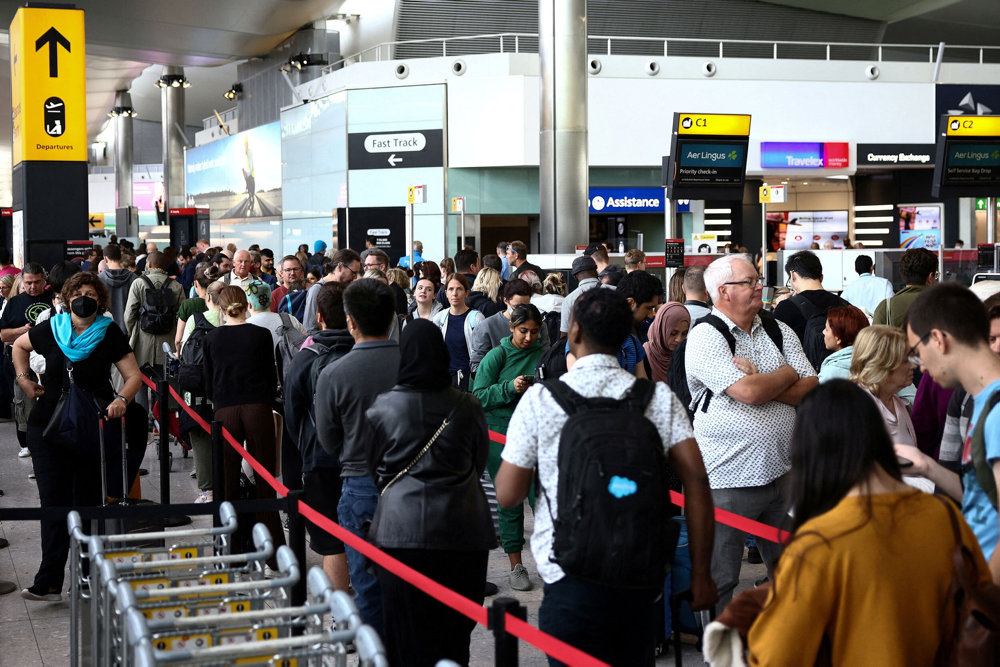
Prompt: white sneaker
<box><xmin>17</xmin><ymin>447</ymin><xmax>30</xmax><ymax>458</ymax></box>
<box><xmin>193</xmin><ymin>490</ymin><xmax>213</xmax><ymax>504</ymax></box>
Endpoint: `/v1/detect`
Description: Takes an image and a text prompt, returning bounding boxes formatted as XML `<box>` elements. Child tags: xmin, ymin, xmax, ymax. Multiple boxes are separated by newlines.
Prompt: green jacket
<box><xmin>872</xmin><ymin>285</ymin><xmax>927</xmax><ymax>330</ymax></box>
<box><xmin>471</xmin><ymin>335</ymin><xmax>544</xmax><ymax>436</ymax></box>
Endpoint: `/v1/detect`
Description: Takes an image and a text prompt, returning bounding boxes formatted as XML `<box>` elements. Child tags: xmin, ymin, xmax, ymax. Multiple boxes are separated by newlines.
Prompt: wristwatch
<box><xmin>114</xmin><ymin>394</ymin><xmax>128</xmax><ymax>405</ymax></box>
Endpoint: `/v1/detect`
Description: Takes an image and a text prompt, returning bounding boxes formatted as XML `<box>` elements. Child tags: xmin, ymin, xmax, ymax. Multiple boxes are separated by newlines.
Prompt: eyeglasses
<box><xmin>723</xmin><ymin>277</ymin><xmax>765</xmax><ymax>289</ymax></box>
<box><xmin>907</xmin><ymin>331</ymin><xmax>931</xmax><ymax>366</ymax></box>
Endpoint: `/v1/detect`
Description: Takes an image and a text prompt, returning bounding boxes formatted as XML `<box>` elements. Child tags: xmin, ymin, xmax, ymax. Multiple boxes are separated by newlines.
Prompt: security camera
<box><xmin>452</xmin><ymin>60</ymin><xmax>466</xmax><ymax>76</ymax></box>
<box><xmin>865</xmin><ymin>65</ymin><xmax>880</xmax><ymax>80</ymax></box>
<box><xmin>647</xmin><ymin>61</ymin><xmax>660</xmax><ymax>76</ymax></box>
<box><xmin>702</xmin><ymin>61</ymin><xmax>717</xmax><ymax>77</ymax></box>
<box><xmin>395</xmin><ymin>63</ymin><xmax>409</xmax><ymax>79</ymax></box>
<box><xmin>589</xmin><ymin>59</ymin><xmax>602</xmax><ymax>75</ymax></box>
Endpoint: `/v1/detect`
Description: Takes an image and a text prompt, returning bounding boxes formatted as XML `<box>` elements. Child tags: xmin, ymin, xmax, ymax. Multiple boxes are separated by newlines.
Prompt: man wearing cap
<box><xmin>560</xmin><ymin>255</ymin><xmax>599</xmax><ymax>334</ymax></box>
<box><xmin>309</xmin><ymin>240</ymin><xmax>329</xmax><ymax>273</ymax></box>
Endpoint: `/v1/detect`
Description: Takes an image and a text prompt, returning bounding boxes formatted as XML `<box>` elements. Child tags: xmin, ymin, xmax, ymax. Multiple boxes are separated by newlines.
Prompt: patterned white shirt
<box><xmin>502</xmin><ymin>354</ymin><xmax>693</xmax><ymax>584</ymax></box>
<box><xmin>685</xmin><ymin>308</ymin><xmax>815</xmax><ymax>490</ymax></box>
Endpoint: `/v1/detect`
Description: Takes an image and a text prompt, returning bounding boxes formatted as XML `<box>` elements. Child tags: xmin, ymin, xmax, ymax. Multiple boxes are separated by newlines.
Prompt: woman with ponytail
<box><xmin>203</xmin><ymin>285</ymin><xmax>283</xmax><ymax>558</ymax></box>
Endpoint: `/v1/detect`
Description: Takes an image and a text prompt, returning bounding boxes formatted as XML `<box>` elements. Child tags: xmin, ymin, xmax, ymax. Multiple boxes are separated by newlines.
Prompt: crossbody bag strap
<box><xmin>380</xmin><ymin>393</ymin><xmax>466</xmax><ymax>496</ymax></box>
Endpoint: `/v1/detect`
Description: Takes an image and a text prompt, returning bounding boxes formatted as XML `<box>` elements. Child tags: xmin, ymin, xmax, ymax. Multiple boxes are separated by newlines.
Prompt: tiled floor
<box><xmin>0</xmin><ymin>419</ymin><xmax>765</xmax><ymax>665</ymax></box>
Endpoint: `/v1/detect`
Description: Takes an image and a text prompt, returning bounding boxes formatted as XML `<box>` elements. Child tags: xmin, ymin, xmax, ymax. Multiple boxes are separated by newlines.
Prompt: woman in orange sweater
<box><xmin>747</xmin><ymin>380</ymin><xmax>990</xmax><ymax>666</ymax></box>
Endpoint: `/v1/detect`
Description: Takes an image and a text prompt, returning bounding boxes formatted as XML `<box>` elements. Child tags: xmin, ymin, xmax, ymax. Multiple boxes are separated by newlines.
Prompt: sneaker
<box><xmin>21</xmin><ymin>585</ymin><xmax>61</xmax><ymax>602</ymax></box>
<box><xmin>28</xmin><ymin>472</ymin><xmax>35</xmax><ymax>480</ymax></box>
<box><xmin>509</xmin><ymin>564</ymin><xmax>532</xmax><ymax>591</ymax></box>
<box><xmin>17</xmin><ymin>447</ymin><xmax>30</xmax><ymax>458</ymax></box>
<box><xmin>0</xmin><ymin>580</ymin><xmax>16</xmax><ymax>595</ymax></box>
<box><xmin>189</xmin><ymin>470</ymin><xmax>197</xmax><ymax>478</ymax></box>
<box><xmin>746</xmin><ymin>545</ymin><xmax>763</xmax><ymax>564</ymax></box>
<box><xmin>193</xmin><ymin>490</ymin><xmax>213</xmax><ymax>504</ymax></box>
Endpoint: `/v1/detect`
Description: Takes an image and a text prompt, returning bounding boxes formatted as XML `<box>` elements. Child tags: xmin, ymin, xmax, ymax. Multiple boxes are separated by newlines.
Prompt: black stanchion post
<box><xmin>489</xmin><ymin>597</ymin><xmax>526</xmax><ymax>667</ymax></box>
<box><xmin>211</xmin><ymin>420</ymin><xmax>224</xmax><ymax>528</ymax></box>
<box><xmin>285</xmin><ymin>489</ymin><xmax>307</xmax><ymax>617</ymax></box>
<box><xmin>157</xmin><ymin>378</ymin><xmax>171</xmax><ymax>505</ymax></box>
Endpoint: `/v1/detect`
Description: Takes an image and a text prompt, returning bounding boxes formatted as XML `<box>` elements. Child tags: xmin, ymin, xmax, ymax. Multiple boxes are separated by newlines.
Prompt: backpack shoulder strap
<box><xmin>162</xmin><ymin>276</ymin><xmax>173</xmax><ymax>290</ymax></box>
<box><xmin>192</xmin><ymin>311</ymin><xmax>211</xmax><ymax>330</ymax></box>
<box><xmin>140</xmin><ymin>274</ymin><xmax>154</xmax><ymax>289</ymax></box>
<box><xmin>790</xmin><ymin>293</ymin><xmax>821</xmax><ymax>320</ymax></box>
<box><xmin>698</xmin><ymin>314</ymin><xmax>737</xmax><ymax>355</ymax></box>
<box><xmin>758</xmin><ymin>309</ymin><xmax>785</xmax><ymax>352</ymax></box>
<box><xmin>542</xmin><ymin>379</ymin><xmax>587</xmax><ymax>417</ymax></box>
<box><xmin>623</xmin><ymin>378</ymin><xmax>656</xmax><ymax>414</ymax></box>
<box><xmin>970</xmin><ymin>389</ymin><xmax>1000</xmax><ymax>508</ymax></box>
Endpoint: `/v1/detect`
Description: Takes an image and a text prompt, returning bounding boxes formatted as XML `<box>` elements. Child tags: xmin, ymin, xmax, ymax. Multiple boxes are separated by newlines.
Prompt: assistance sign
<box><xmin>10</xmin><ymin>6</ymin><xmax>86</xmax><ymax>165</ymax></box>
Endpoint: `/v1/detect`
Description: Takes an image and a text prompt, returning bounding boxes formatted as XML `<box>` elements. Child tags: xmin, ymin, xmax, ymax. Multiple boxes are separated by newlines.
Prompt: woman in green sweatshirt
<box><xmin>472</xmin><ymin>303</ymin><xmax>544</xmax><ymax>592</ymax></box>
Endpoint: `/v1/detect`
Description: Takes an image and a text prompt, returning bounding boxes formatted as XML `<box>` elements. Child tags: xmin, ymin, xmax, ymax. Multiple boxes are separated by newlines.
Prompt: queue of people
<box><xmin>2</xmin><ymin>235</ymin><xmax>1000</xmax><ymax>667</ymax></box>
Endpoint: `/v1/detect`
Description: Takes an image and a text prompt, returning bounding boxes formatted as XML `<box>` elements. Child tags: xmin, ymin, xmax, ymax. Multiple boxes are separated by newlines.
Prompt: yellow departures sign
<box><xmin>945</xmin><ymin>116</ymin><xmax>1000</xmax><ymax>137</ymax></box>
<box><xmin>676</xmin><ymin>113</ymin><xmax>751</xmax><ymax>136</ymax></box>
<box><xmin>10</xmin><ymin>6</ymin><xmax>86</xmax><ymax>165</ymax></box>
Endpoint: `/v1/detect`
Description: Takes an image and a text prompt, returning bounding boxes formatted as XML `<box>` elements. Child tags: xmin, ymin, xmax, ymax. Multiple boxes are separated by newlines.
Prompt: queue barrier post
<box><xmin>156</xmin><ymin>378</ymin><xmax>171</xmax><ymax>505</ymax></box>
<box><xmin>211</xmin><ymin>420</ymin><xmax>225</xmax><ymax>528</ymax></box>
<box><xmin>285</xmin><ymin>490</ymin><xmax>307</xmax><ymax>616</ymax></box>
<box><xmin>489</xmin><ymin>597</ymin><xmax>526</xmax><ymax>667</ymax></box>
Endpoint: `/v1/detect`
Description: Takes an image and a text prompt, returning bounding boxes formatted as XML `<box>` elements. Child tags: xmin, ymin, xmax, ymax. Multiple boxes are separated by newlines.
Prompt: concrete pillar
<box><xmin>113</xmin><ymin>90</ymin><xmax>134</xmax><ymax>208</ymax></box>
<box><xmin>160</xmin><ymin>66</ymin><xmax>186</xmax><ymax>209</ymax></box>
<box><xmin>539</xmin><ymin>0</ymin><xmax>588</xmax><ymax>254</ymax></box>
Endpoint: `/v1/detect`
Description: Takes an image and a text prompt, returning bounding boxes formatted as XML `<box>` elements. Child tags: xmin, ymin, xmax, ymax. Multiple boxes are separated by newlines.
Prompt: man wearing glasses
<box><xmin>902</xmin><ymin>283</ymin><xmax>1000</xmax><ymax>582</ymax></box>
<box><xmin>302</xmin><ymin>248</ymin><xmax>362</xmax><ymax>333</ymax></box>
<box><xmin>685</xmin><ymin>254</ymin><xmax>817</xmax><ymax>612</ymax></box>
<box><xmin>269</xmin><ymin>255</ymin><xmax>306</xmax><ymax>312</ymax></box>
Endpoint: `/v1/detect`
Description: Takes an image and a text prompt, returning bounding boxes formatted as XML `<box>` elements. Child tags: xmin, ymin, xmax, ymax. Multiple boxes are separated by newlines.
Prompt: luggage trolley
<box><xmin>121</xmin><ymin>567</ymin><xmax>389</xmax><ymax>666</ymax></box>
<box><xmin>92</xmin><ymin>527</ymin><xmax>285</xmax><ymax>667</ymax></box>
<box><xmin>68</xmin><ymin>502</ymin><xmax>240</xmax><ymax>667</ymax></box>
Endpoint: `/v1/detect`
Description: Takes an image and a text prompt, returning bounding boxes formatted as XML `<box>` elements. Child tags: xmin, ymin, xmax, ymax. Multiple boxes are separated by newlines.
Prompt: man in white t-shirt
<box><xmin>496</xmin><ymin>287</ymin><xmax>717</xmax><ymax>664</ymax></box>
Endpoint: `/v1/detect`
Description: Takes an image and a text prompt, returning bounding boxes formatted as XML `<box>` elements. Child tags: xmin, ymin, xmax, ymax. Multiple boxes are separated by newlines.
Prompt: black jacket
<box><xmin>468</xmin><ymin>290</ymin><xmax>503</xmax><ymax>318</ymax></box>
<box><xmin>284</xmin><ymin>329</ymin><xmax>354</xmax><ymax>471</ymax></box>
<box><xmin>365</xmin><ymin>386</ymin><xmax>497</xmax><ymax>551</ymax></box>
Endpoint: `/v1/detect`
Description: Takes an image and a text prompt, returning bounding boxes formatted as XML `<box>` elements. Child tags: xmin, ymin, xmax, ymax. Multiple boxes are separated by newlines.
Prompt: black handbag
<box><xmin>42</xmin><ymin>360</ymin><xmax>105</xmax><ymax>453</ymax></box>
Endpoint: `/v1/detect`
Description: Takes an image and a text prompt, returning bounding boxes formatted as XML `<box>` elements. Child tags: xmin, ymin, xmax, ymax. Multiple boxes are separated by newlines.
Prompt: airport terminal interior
<box><xmin>2</xmin><ymin>0</ymin><xmax>1000</xmax><ymax>665</ymax></box>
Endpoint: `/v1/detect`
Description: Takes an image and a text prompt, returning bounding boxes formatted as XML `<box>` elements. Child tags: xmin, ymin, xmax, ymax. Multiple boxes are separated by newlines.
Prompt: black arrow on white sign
<box><xmin>35</xmin><ymin>27</ymin><xmax>71</xmax><ymax>78</ymax></box>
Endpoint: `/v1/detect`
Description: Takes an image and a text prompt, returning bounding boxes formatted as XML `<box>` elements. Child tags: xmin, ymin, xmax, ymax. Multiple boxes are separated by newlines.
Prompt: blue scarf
<box><xmin>51</xmin><ymin>312</ymin><xmax>113</xmax><ymax>362</ymax></box>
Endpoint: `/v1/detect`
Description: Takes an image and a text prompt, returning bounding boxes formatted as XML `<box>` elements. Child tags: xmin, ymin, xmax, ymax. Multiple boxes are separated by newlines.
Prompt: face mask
<box><xmin>71</xmin><ymin>295</ymin><xmax>98</xmax><ymax>318</ymax></box>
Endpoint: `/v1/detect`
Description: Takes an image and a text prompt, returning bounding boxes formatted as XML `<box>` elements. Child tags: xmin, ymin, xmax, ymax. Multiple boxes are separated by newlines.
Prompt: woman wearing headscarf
<box><xmin>366</xmin><ymin>319</ymin><xmax>496</xmax><ymax>667</ymax></box>
<box><xmin>13</xmin><ymin>271</ymin><xmax>146</xmax><ymax>601</ymax></box>
<box><xmin>644</xmin><ymin>302</ymin><xmax>691</xmax><ymax>383</ymax></box>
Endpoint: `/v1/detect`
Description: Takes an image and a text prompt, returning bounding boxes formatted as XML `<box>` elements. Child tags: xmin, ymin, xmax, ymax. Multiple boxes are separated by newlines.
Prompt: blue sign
<box><xmin>588</xmin><ymin>187</ymin><xmax>664</xmax><ymax>213</ymax></box>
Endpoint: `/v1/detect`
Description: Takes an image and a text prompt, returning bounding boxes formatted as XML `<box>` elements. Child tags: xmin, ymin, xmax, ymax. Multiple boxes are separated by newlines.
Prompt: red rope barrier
<box><xmin>147</xmin><ymin>374</ymin><xmax>607</xmax><ymax>665</ymax></box>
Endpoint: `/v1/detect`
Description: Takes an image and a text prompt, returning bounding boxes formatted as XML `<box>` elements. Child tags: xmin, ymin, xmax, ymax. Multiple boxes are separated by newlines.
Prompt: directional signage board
<box><xmin>347</xmin><ymin>129</ymin><xmax>444</xmax><ymax>170</ymax></box>
<box><xmin>933</xmin><ymin>115</ymin><xmax>1000</xmax><ymax>197</ymax></box>
<box><xmin>666</xmin><ymin>112</ymin><xmax>751</xmax><ymax>201</ymax></box>
<box><xmin>10</xmin><ymin>6</ymin><xmax>86</xmax><ymax>165</ymax></box>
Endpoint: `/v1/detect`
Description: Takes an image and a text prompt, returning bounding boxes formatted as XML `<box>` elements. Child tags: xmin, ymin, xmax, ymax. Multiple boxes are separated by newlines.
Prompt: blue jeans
<box><xmin>338</xmin><ymin>476</ymin><xmax>382</xmax><ymax>635</ymax></box>
<box><xmin>539</xmin><ymin>575</ymin><xmax>658</xmax><ymax>667</ymax></box>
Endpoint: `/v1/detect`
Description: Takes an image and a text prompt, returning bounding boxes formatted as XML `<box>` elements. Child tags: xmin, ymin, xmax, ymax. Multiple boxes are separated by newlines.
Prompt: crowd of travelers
<box><xmin>0</xmin><ymin>234</ymin><xmax>998</xmax><ymax>667</ymax></box>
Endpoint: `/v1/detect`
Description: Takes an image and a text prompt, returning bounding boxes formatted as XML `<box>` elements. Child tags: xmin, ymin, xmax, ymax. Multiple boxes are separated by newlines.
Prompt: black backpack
<box><xmin>667</xmin><ymin>311</ymin><xmax>783</xmax><ymax>421</ymax></box>
<box><xmin>542</xmin><ymin>310</ymin><xmax>562</xmax><ymax>347</ymax></box>
<box><xmin>789</xmin><ymin>293</ymin><xmax>845</xmax><ymax>371</ymax></box>
<box><xmin>536</xmin><ymin>335</ymin><xmax>569</xmax><ymax>381</ymax></box>
<box><xmin>138</xmin><ymin>275</ymin><xmax>178</xmax><ymax>335</ymax></box>
<box><xmin>177</xmin><ymin>312</ymin><xmax>214</xmax><ymax>395</ymax></box>
<box><xmin>279</xmin><ymin>289</ymin><xmax>308</xmax><ymax>323</ymax></box>
<box><xmin>540</xmin><ymin>378</ymin><xmax>679</xmax><ymax>590</ymax></box>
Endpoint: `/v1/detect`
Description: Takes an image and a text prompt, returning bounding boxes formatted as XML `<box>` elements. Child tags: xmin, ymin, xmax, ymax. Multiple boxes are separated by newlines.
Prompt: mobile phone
<box><xmin>523</xmin><ymin>375</ymin><xmax>536</xmax><ymax>385</ymax></box>
<box><xmin>896</xmin><ymin>455</ymin><xmax>914</xmax><ymax>469</ymax></box>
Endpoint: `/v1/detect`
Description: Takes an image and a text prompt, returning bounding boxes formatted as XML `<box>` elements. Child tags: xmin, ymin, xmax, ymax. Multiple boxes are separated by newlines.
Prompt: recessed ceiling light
<box><xmin>781</xmin><ymin>181</ymin><xmax>788</xmax><ymax>184</ymax></box>
<box><xmin>802</xmin><ymin>182</ymin><xmax>809</xmax><ymax>185</ymax></box>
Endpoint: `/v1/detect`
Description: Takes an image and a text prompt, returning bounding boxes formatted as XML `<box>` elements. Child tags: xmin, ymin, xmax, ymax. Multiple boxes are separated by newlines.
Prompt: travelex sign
<box><xmin>588</xmin><ymin>187</ymin><xmax>664</xmax><ymax>213</ymax></box>
<box><xmin>760</xmin><ymin>142</ymin><xmax>849</xmax><ymax>169</ymax></box>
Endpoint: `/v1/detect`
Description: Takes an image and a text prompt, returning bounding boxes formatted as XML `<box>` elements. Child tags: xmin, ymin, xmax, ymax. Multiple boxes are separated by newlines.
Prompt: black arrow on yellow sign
<box><xmin>35</xmin><ymin>27</ymin><xmax>70</xmax><ymax>78</ymax></box>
